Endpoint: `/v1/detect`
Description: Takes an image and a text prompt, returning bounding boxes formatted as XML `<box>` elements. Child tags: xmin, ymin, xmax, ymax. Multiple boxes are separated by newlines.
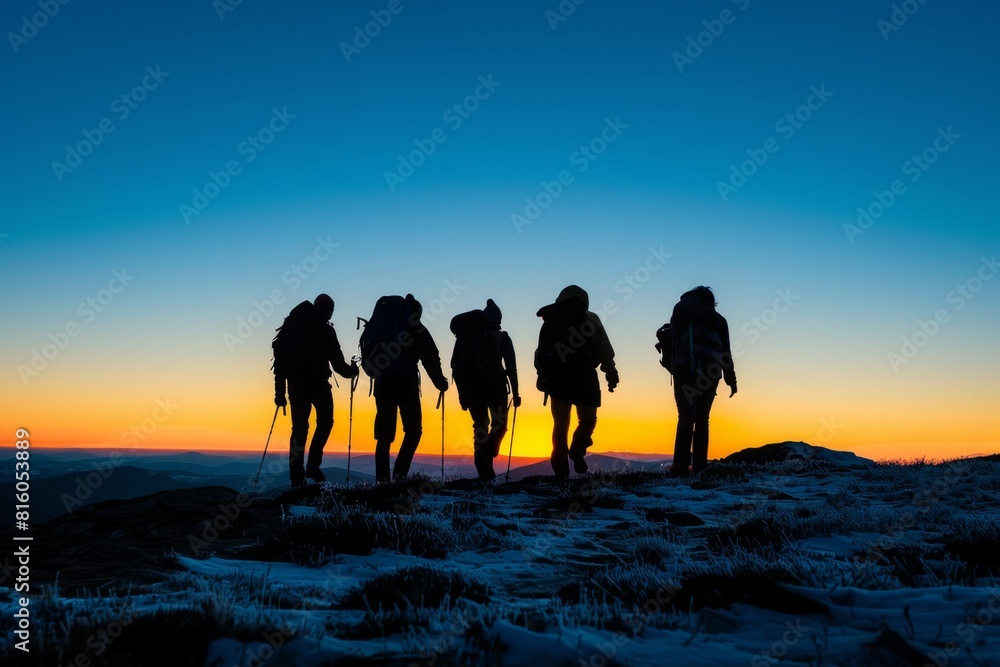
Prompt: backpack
<box><xmin>654</xmin><ymin>322</ymin><xmax>672</xmax><ymax>372</ymax></box>
<box><xmin>271</xmin><ymin>300</ymin><xmax>316</xmax><ymax>378</ymax></box>
<box><xmin>536</xmin><ymin>300</ymin><xmax>598</xmax><ymax>381</ymax></box>
<box><xmin>670</xmin><ymin>298</ymin><xmax>723</xmax><ymax>375</ymax></box>
<box><xmin>358</xmin><ymin>295</ymin><xmax>414</xmax><ymax>379</ymax></box>
<box><xmin>450</xmin><ymin>310</ymin><xmax>507</xmax><ymax>410</ymax></box>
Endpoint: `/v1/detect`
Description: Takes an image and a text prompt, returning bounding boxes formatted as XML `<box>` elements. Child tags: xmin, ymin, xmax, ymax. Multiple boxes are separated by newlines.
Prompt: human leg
<box><xmin>306</xmin><ymin>381</ymin><xmax>333</xmax><ymax>480</ymax></box>
<box><xmin>469</xmin><ymin>403</ymin><xmax>494</xmax><ymax>481</ymax></box>
<box><xmin>393</xmin><ymin>379</ymin><xmax>423</xmax><ymax>480</ymax></box>
<box><xmin>672</xmin><ymin>375</ymin><xmax>697</xmax><ymax>473</ymax></box>
<box><xmin>373</xmin><ymin>381</ymin><xmax>399</xmax><ymax>484</ymax></box>
<box><xmin>487</xmin><ymin>403</ymin><xmax>509</xmax><ymax>458</ymax></box>
<box><xmin>691</xmin><ymin>379</ymin><xmax>719</xmax><ymax>474</ymax></box>
<box><xmin>569</xmin><ymin>405</ymin><xmax>597</xmax><ymax>473</ymax></box>
<box><xmin>288</xmin><ymin>379</ymin><xmax>312</xmax><ymax>485</ymax></box>
<box><xmin>549</xmin><ymin>397</ymin><xmax>572</xmax><ymax>478</ymax></box>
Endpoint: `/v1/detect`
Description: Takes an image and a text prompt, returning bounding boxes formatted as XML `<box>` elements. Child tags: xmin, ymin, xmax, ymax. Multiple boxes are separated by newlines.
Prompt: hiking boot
<box><xmin>305</xmin><ymin>466</ymin><xmax>326</xmax><ymax>483</ymax></box>
<box><xmin>569</xmin><ymin>450</ymin><xmax>588</xmax><ymax>474</ymax></box>
<box><xmin>668</xmin><ymin>465</ymin><xmax>690</xmax><ymax>478</ymax></box>
<box><xmin>290</xmin><ymin>478</ymin><xmax>306</xmax><ymax>489</ymax></box>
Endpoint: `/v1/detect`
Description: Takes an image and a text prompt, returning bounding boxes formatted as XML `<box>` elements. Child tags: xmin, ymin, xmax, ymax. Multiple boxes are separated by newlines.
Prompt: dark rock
<box><xmin>723</xmin><ymin>441</ymin><xmax>874</xmax><ymax>468</ymax></box>
<box><xmin>644</xmin><ymin>508</ymin><xmax>705</xmax><ymax>526</ymax></box>
<box><xmin>665</xmin><ymin>511</ymin><xmax>706</xmax><ymax>527</ymax></box>
<box><xmin>674</xmin><ymin>571</ymin><xmax>831</xmax><ymax>616</ymax></box>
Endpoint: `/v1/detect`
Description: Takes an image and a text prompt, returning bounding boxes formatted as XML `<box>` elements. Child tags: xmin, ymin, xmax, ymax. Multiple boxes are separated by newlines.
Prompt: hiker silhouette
<box><xmin>359</xmin><ymin>294</ymin><xmax>449</xmax><ymax>484</ymax></box>
<box><xmin>666</xmin><ymin>286</ymin><xmax>737</xmax><ymax>476</ymax></box>
<box><xmin>272</xmin><ymin>293</ymin><xmax>359</xmax><ymax>487</ymax></box>
<box><xmin>450</xmin><ymin>299</ymin><xmax>521</xmax><ymax>482</ymax></box>
<box><xmin>535</xmin><ymin>286</ymin><xmax>618</xmax><ymax>478</ymax></box>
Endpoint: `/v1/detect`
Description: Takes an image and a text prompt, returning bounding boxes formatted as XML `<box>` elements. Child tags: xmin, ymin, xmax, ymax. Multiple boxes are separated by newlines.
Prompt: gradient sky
<box><xmin>3</xmin><ymin>0</ymin><xmax>998</xmax><ymax>462</ymax></box>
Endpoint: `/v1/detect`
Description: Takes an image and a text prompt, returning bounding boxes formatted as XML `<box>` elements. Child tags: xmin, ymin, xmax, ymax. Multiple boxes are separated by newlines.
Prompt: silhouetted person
<box><xmin>364</xmin><ymin>294</ymin><xmax>449</xmax><ymax>484</ymax></box>
<box><xmin>451</xmin><ymin>299</ymin><xmax>521</xmax><ymax>482</ymax></box>
<box><xmin>535</xmin><ymin>285</ymin><xmax>618</xmax><ymax>478</ymax></box>
<box><xmin>668</xmin><ymin>286</ymin><xmax>736</xmax><ymax>476</ymax></box>
<box><xmin>273</xmin><ymin>293</ymin><xmax>358</xmax><ymax>487</ymax></box>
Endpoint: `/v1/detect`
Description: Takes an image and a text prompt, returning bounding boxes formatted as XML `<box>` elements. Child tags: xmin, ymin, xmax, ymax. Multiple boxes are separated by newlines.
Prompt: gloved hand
<box><xmin>728</xmin><ymin>382</ymin><xmax>738</xmax><ymax>398</ymax></box>
<box><xmin>606</xmin><ymin>371</ymin><xmax>619</xmax><ymax>393</ymax></box>
<box><xmin>512</xmin><ymin>395</ymin><xmax>522</xmax><ymax>408</ymax></box>
<box><xmin>349</xmin><ymin>360</ymin><xmax>360</xmax><ymax>378</ymax></box>
<box><xmin>274</xmin><ymin>377</ymin><xmax>287</xmax><ymax>407</ymax></box>
<box><xmin>536</xmin><ymin>377</ymin><xmax>546</xmax><ymax>393</ymax></box>
<box><xmin>434</xmin><ymin>377</ymin><xmax>449</xmax><ymax>392</ymax></box>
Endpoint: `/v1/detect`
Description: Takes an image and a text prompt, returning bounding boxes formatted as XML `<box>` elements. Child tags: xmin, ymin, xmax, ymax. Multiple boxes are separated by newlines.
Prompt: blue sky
<box><xmin>2</xmin><ymin>0</ymin><xmax>998</xmax><ymax>458</ymax></box>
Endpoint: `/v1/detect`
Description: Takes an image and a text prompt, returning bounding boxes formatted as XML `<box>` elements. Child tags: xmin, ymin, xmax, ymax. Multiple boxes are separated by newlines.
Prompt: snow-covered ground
<box><xmin>4</xmin><ymin>451</ymin><xmax>999</xmax><ymax>666</ymax></box>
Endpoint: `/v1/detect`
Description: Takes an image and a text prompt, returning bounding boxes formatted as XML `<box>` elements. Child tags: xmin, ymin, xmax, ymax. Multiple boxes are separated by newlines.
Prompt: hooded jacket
<box><xmin>535</xmin><ymin>286</ymin><xmax>617</xmax><ymax>407</ymax></box>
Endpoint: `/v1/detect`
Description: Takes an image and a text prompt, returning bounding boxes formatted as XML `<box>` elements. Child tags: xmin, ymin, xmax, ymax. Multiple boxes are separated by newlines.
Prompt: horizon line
<box><xmin>19</xmin><ymin>443</ymin><xmax>999</xmax><ymax>465</ymax></box>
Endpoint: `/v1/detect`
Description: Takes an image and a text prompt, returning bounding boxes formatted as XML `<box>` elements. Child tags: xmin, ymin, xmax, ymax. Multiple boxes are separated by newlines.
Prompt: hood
<box><xmin>555</xmin><ymin>285</ymin><xmax>589</xmax><ymax>309</ymax></box>
<box><xmin>537</xmin><ymin>285</ymin><xmax>589</xmax><ymax>318</ymax></box>
<box><xmin>483</xmin><ymin>298</ymin><xmax>502</xmax><ymax>325</ymax></box>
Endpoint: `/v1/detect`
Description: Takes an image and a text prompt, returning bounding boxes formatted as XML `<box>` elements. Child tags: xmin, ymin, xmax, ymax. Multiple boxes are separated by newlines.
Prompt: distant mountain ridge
<box><xmin>7</xmin><ymin>443</ymin><xmax>878</xmax><ymax>525</ymax></box>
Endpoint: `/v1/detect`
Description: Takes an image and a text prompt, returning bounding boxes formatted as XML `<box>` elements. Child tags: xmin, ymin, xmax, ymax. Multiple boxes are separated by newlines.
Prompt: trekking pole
<box><xmin>505</xmin><ymin>402</ymin><xmax>518</xmax><ymax>483</ymax></box>
<box><xmin>347</xmin><ymin>356</ymin><xmax>360</xmax><ymax>489</ymax></box>
<box><xmin>436</xmin><ymin>390</ymin><xmax>445</xmax><ymax>483</ymax></box>
<box><xmin>253</xmin><ymin>404</ymin><xmax>284</xmax><ymax>493</ymax></box>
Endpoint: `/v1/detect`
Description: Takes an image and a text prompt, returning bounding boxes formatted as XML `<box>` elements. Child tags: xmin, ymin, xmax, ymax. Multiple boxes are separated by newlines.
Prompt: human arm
<box><xmin>718</xmin><ymin>315</ymin><xmax>737</xmax><ymax>396</ymax></box>
<box><xmin>327</xmin><ymin>326</ymin><xmax>359</xmax><ymax>379</ymax></box>
<box><xmin>586</xmin><ymin>312</ymin><xmax>619</xmax><ymax>392</ymax></box>
<box><xmin>500</xmin><ymin>331</ymin><xmax>520</xmax><ymax>406</ymax></box>
<box><xmin>416</xmin><ymin>326</ymin><xmax>449</xmax><ymax>392</ymax></box>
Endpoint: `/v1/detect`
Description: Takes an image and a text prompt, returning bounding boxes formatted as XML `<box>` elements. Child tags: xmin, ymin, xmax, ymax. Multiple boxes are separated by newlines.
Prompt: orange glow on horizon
<box><xmin>9</xmin><ymin>357</ymin><xmax>997</xmax><ymax>464</ymax></box>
